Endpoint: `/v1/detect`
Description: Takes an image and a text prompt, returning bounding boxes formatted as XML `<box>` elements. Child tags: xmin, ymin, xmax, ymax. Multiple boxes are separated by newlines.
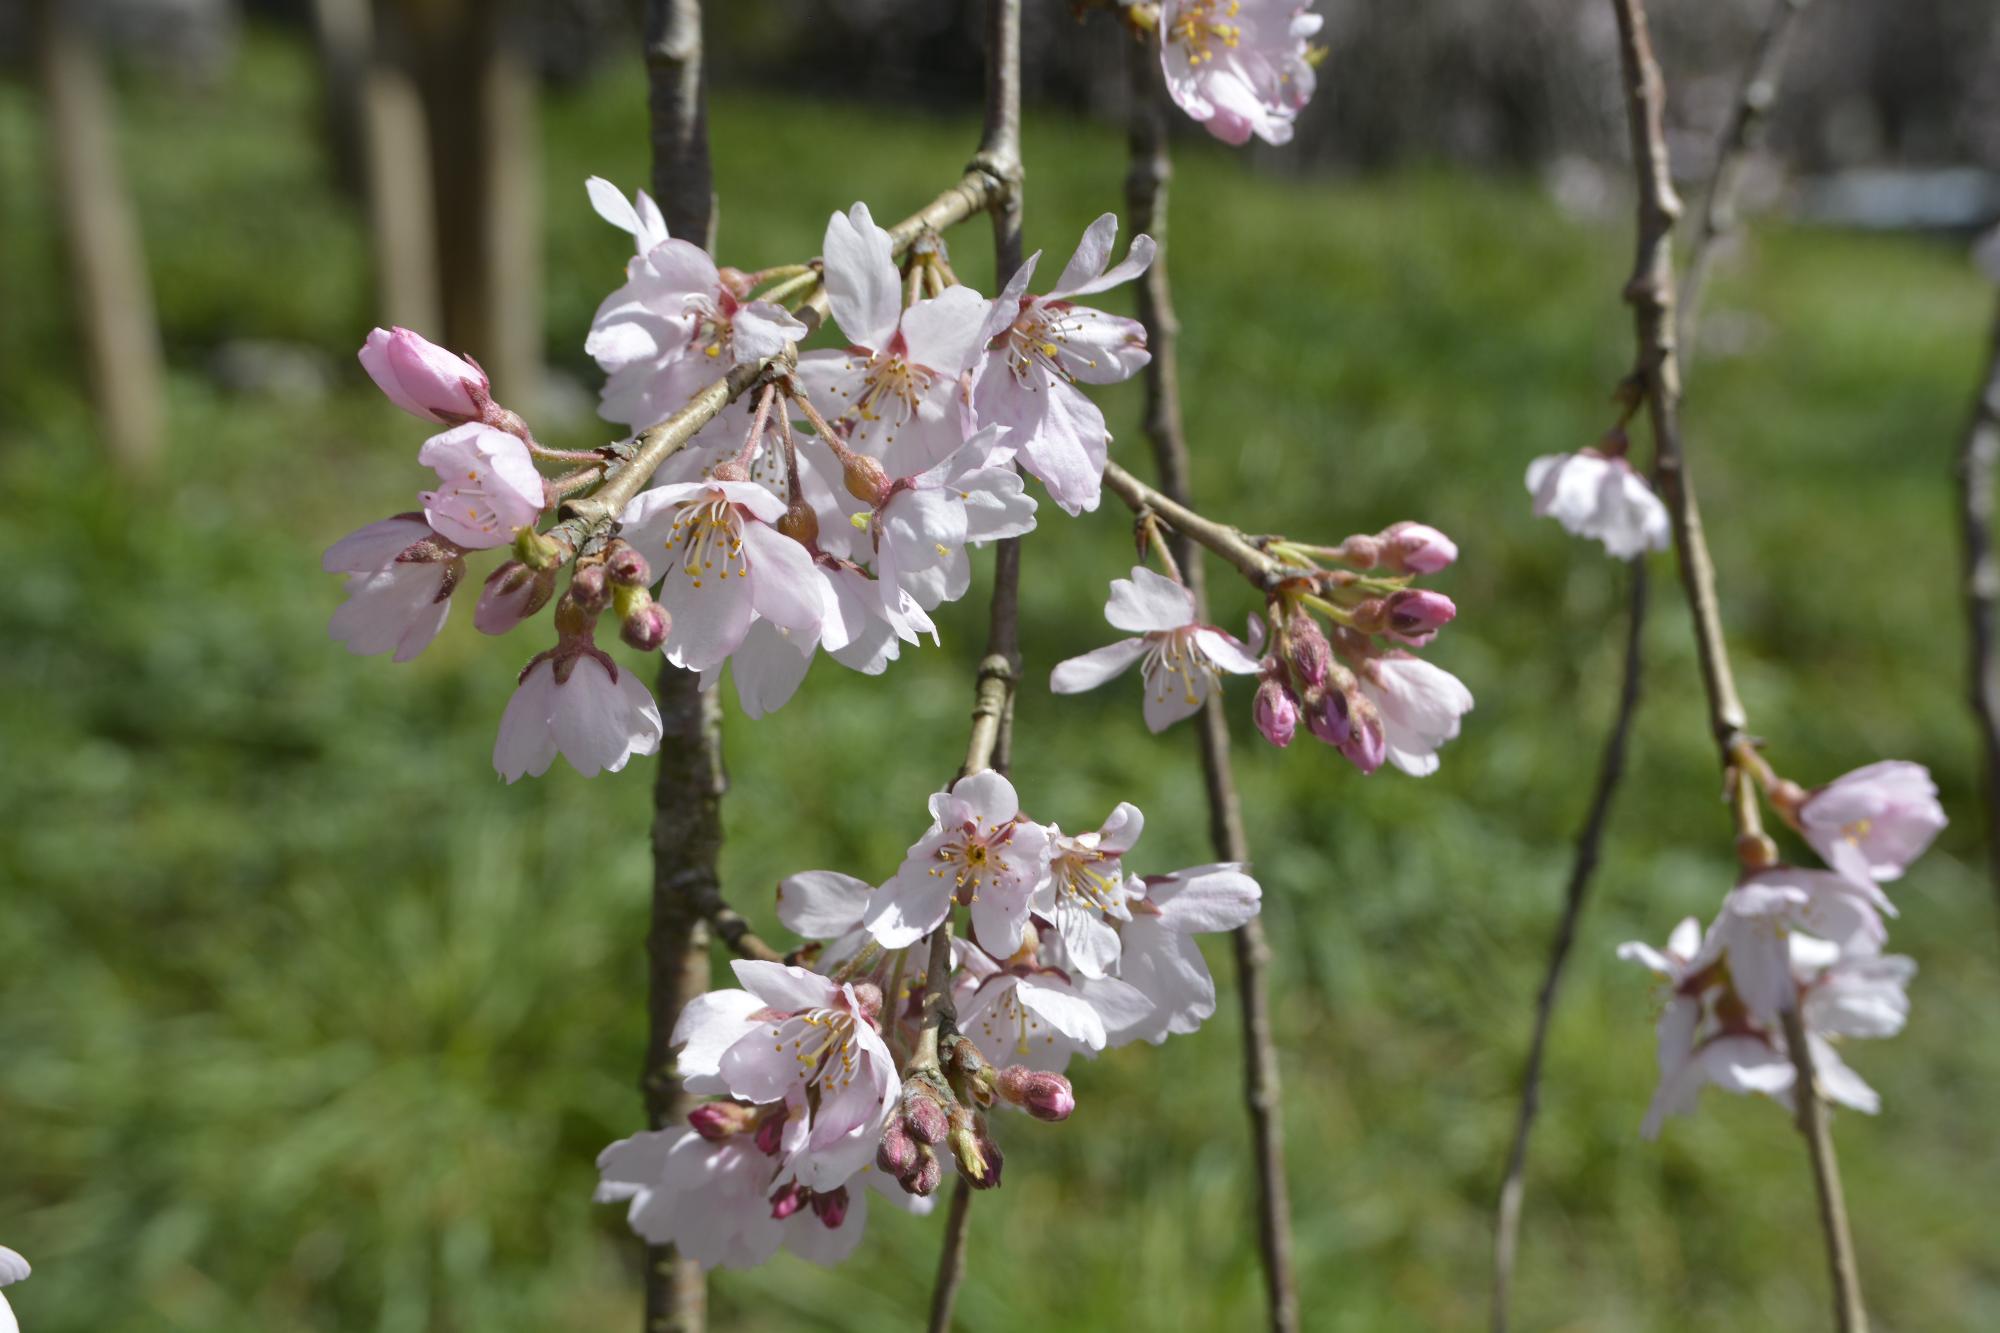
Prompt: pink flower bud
<box><xmin>1254</xmin><ymin>675</ymin><xmax>1300</xmax><ymax>748</ymax></box>
<box><xmin>569</xmin><ymin>563</ymin><xmax>610</xmax><ymax>614</ymax></box>
<box><xmin>905</xmin><ymin>1144</ymin><xmax>943</xmax><ymax>1196</ymax></box>
<box><xmin>1284</xmin><ymin>611</ymin><xmax>1331</xmax><ymax>689</ymax></box>
<box><xmin>753</xmin><ymin>1113</ymin><xmax>786</xmax><ymax>1157</ymax></box>
<box><xmin>809</xmin><ymin>1186</ymin><xmax>850</xmax><ymax>1229</ymax></box>
<box><xmin>686</xmin><ymin>1102</ymin><xmax>751</xmax><ymax>1142</ymax></box>
<box><xmin>1381</xmin><ymin>521</ymin><xmax>1457</xmax><ymax>574</ymax></box>
<box><xmin>902</xmin><ymin>1087</ymin><xmax>950</xmax><ymax>1145</ymax></box>
<box><xmin>947</xmin><ymin>1106</ymin><xmax>1001</xmax><ymax>1188</ymax></box>
<box><xmin>620</xmin><ymin>602</ymin><xmax>670</xmax><ymax>652</ymax></box>
<box><xmin>768</xmin><ymin>1183</ymin><xmax>807</xmax><ymax>1220</ymax></box>
<box><xmin>1341</xmin><ymin>702</ymin><xmax>1387</xmax><ymax>775</ymax></box>
<box><xmin>1384</xmin><ymin>589</ymin><xmax>1456</xmax><ymax>647</ymax></box>
<box><xmin>604</xmin><ymin>543</ymin><xmax>652</xmax><ymax>588</ymax></box>
<box><xmin>475</xmin><ymin>560</ymin><xmax>556</xmax><ymax>635</ymax></box>
<box><xmin>877</xmin><ymin>1117</ymin><xmax>919</xmax><ymax>1176</ymax></box>
<box><xmin>1304</xmin><ymin>687</ymin><xmax>1350</xmax><ymax>747</ymax></box>
<box><xmin>996</xmin><ymin>1065</ymin><xmax>1076</xmax><ymax>1122</ymax></box>
<box><xmin>358</xmin><ymin>326</ymin><xmax>487</xmax><ymax>423</ymax></box>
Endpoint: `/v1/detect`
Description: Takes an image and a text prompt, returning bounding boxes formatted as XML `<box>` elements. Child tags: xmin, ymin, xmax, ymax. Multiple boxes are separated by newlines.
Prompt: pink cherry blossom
<box><xmin>323</xmin><ymin>515</ymin><xmax>462</xmax><ymax>662</ymax></box>
<box><xmin>1380</xmin><ymin>521</ymin><xmax>1457</xmax><ymax>574</ymax></box>
<box><xmin>1114</xmin><ymin>863</ymin><xmax>1263</xmax><ymax>1044</ymax></box>
<box><xmin>619</xmin><ymin>480</ymin><xmax>827</xmax><ymax>675</ymax></box>
<box><xmin>869</xmin><ymin>425</ymin><xmax>1038</xmax><ymax>610</ymax></box>
<box><xmin>1032</xmin><ymin>802</ymin><xmax>1144</xmax><ymax>979</ymax></box>
<box><xmin>1525</xmin><ymin>450</ymin><xmax>1670</xmax><ymax>560</ymax></box>
<box><xmin>492</xmin><ymin>650</ymin><xmax>663</xmax><ymax>782</ymax></box>
<box><xmin>863</xmin><ymin>770</ymin><xmax>1052</xmax><ymax>955</ymax></box>
<box><xmin>1049</xmin><ymin>566</ymin><xmax>1262</xmax><ymax>731</ymax></box>
<box><xmin>818</xmin><ymin>559</ymin><xmax>939</xmax><ymax>676</ymax></box>
<box><xmin>1357</xmin><ymin>653</ymin><xmax>1473</xmax><ymax>777</ymax></box>
<box><xmin>1160</xmin><ymin>0</ymin><xmax>1323</xmax><ymax>147</ymax></box>
<box><xmin>1793</xmin><ymin>760</ymin><xmax>1946</xmax><ymax>884</ymax></box>
<box><xmin>795</xmin><ymin>203</ymin><xmax>991</xmax><ymax>475</ymax></box>
<box><xmin>956</xmin><ymin>942</ymin><xmax>1153</xmax><ymax>1074</ymax></box>
<box><xmin>586</xmin><ymin>178</ymin><xmax>807</xmax><ymax>433</ymax></box>
<box><xmin>971</xmin><ymin>214</ymin><xmax>1154</xmax><ymax>513</ymax></box>
<box><xmin>416</xmin><ymin>424</ymin><xmax>545</xmax><ymax>550</ymax></box>
<box><xmin>358</xmin><ymin>326</ymin><xmax>488</xmax><ymax>424</ymax></box>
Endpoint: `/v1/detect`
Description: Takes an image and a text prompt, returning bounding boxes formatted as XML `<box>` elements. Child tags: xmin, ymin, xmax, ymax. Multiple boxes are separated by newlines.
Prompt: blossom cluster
<box><xmin>1619</xmin><ymin>760</ymin><xmax>1945</xmax><ymax>1136</ymax></box>
<box><xmin>595</xmin><ymin>772</ymin><xmax>1261</xmax><ymax>1268</ymax></box>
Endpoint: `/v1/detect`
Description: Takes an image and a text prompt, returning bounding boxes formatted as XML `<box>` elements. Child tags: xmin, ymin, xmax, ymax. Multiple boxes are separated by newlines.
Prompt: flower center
<box><xmin>772</xmin><ymin>1007</ymin><xmax>861</xmax><ymax>1094</ymax></box>
<box><xmin>931</xmin><ymin>820</ymin><xmax>1015</xmax><ymax>905</ymax></box>
<box><xmin>667</xmin><ymin>494</ymin><xmax>748</xmax><ymax>588</ymax></box>
<box><xmin>1170</xmin><ymin>0</ymin><xmax>1241</xmax><ymax>65</ymax></box>
<box><xmin>1142</xmin><ymin>627</ymin><xmax>1212</xmax><ymax>708</ymax></box>
<box><xmin>1002</xmin><ymin>306</ymin><xmax>1097</xmax><ymax>386</ymax></box>
<box><xmin>1053</xmin><ymin>849</ymin><xmax>1122</xmax><ymax>913</ymax></box>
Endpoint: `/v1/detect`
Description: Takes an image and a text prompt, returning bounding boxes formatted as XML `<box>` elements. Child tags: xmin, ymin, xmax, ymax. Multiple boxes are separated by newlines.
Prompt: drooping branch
<box><xmin>1956</xmin><ymin>294</ymin><xmax>2000</xmax><ymax>933</ymax></box>
<box><xmin>1607</xmin><ymin>3</ymin><xmax>1865</xmax><ymax>1329</ymax></box>
<box><xmin>1125</xmin><ymin>41</ymin><xmax>1299</xmax><ymax>1333</ymax></box>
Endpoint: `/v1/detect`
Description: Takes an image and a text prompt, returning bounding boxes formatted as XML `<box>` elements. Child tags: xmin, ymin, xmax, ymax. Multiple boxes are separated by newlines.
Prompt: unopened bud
<box><xmin>768</xmin><ymin>1183</ymin><xmax>807</xmax><ymax>1220</ymax></box>
<box><xmin>604</xmin><ymin>542</ymin><xmax>651</xmax><ymax>587</ymax></box>
<box><xmin>877</xmin><ymin>1117</ymin><xmax>919</xmax><ymax>1176</ymax></box>
<box><xmin>1284</xmin><ymin>611</ymin><xmax>1332</xmax><ymax>689</ymax></box>
<box><xmin>904</xmin><ymin>1144</ymin><xmax>943</xmax><ymax>1196</ymax></box>
<box><xmin>842</xmin><ymin>453</ymin><xmax>892</xmax><ymax>506</ymax></box>
<box><xmin>809</xmin><ymin>1186</ymin><xmax>850</xmax><ymax>1229</ymax></box>
<box><xmin>514</xmin><ymin>525</ymin><xmax>566</xmax><ymax>572</ymax></box>
<box><xmin>902</xmin><ymin>1086</ymin><xmax>950</xmax><ymax>1145</ymax></box>
<box><xmin>753</xmin><ymin>1113</ymin><xmax>786</xmax><ymax>1157</ymax></box>
<box><xmin>475</xmin><ymin>560</ymin><xmax>556</xmax><ymax>635</ymax></box>
<box><xmin>620</xmin><ymin>601</ymin><xmax>670</xmax><ymax>652</ymax></box>
<box><xmin>947</xmin><ymin>1107</ymin><xmax>999</xmax><ymax>1188</ymax></box>
<box><xmin>996</xmin><ymin>1066</ymin><xmax>1075</xmax><ymax>1122</ymax></box>
<box><xmin>778</xmin><ymin>499</ymin><xmax>820</xmax><ymax>548</ymax></box>
<box><xmin>1341</xmin><ymin>699</ymin><xmax>1387</xmax><ymax>775</ymax></box>
<box><xmin>1384</xmin><ymin>588</ymin><xmax>1456</xmax><ymax>646</ymax></box>
<box><xmin>1304</xmin><ymin>686</ymin><xmax>1350</xmax><ymax>747</ymax></box>
<box><xmin>1254</xmin><ymin>674</ymin><xmax>1300</xmax><ymax>748</ymax></box>
<box><xmin>358</xmin><ymin>326</ymin><xmax>487</xmax><ymax>424</ymax></box>
<box><xmin>569</xmin><ymin>563</ymin><xmax>610</xmax><ymax>613</ymax></box>
<box><xmin>944</xmin><ymin>1035</ymin><xmax>997</xmax><ymax>1107</ymax></box>
<box><xmin>687</xmin><ymin>1101</ymin><xmax>753</xmax><ymax>1142</ymax></box>
<box><xmin>1380</xmin><ymin>521</ymin><xmax>1457</xmax><ymax>574</ymax></box>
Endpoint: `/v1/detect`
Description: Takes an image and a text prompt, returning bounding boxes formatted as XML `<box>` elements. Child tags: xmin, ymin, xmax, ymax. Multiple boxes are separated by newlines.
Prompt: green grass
<box><xmin>4</xmin><ymin>28</ymin><xmax>1999</xmax><ymax>1332</ymax></box>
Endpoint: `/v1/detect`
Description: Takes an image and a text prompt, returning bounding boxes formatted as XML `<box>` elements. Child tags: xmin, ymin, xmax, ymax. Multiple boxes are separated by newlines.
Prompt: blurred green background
<box><xmin>5</xmin><ymin>25</ymin><xmax>2000</xmax><ymax>1333</ymax></box>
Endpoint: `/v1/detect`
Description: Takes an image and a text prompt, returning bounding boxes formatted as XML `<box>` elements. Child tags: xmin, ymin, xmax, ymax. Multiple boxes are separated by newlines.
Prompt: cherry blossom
<box><xmin>586</xmin><ymin>178</ymin><xmax>807</xmax><ymax>433</ymax></box>
<box><xmin>863</xmin><ymin>771</ymin><xmax>1052</xmax><ymax>954</ymax></box>
<box><xmin>971</xmin><ymin>214</ymin><xmax>1154</xmax><ymax>513</ymax></box>
<box><xmin>1355</xmin><ymin>653</ymin><xmax>1474</xmax><ymax>777</ymax></box>
<box><xmin>955</xmin><ymin>938</ymin><xmax>1153</xmax><ymax>1074</ymax></box>
<box><xmin>492</xmin><ymin>648</ymin><xmax>663</xmax><ymax>782</ymax></box>
<box><xmin>795</xmin><ymin>203</ymin><xmax>990</xmax><ymax>475</ymax></box>
<box><xmin>1049</xmin><ymin>566</ymin><xmax>1261</xmax><ymax>731</ymax></box>
<box><xmin>1159</xmin><ymin>0</ymin><xmax>1324</xmax><ymax>148</ymax></box>
<box><xmin>1113</xmin><ymin>863</ymin><xmax>1263</xmax><ymax>1044</ymax></box>
<box><xmin>1033</xmin><ymin>802</ymin><xmax>1144</xmax><ymax>979</ymax></box>
<box><xmin>0</xmin><ymin>1245</ymin><xmax>27</xmax><ymax>1333</ymax></box>
<box><xmin>618</xmin><ymin>479</ymin><xmax>827</xmax><ymax>675</ymax></box>
<box><xmin>868</xmin><ymin>425</ymin><xmax>1038</xmax><ymax>610</ymax></box>
<box><xmin>322</xmin><ymin>515</ymin><xmax>462</xmax><ymax>662</ymax></box>
<box><xmin>358</xmin><ymin>326</ymin><xmax>488</xmax><ymax>424</ymax></box>
<box><xmin>1788</xmin><ymin>760</ymin><xmax>1947</xmax><ymax>885</ymax></box>
<box><xmin>473</xmin><ymin>560</ymin><xmax>556</xmax><ymax>636</ymax></box>
<box><xmin>417</xmin><ymin>424</ymin><xmax>545</xmax><ymax>550</ymax></box>
<box><xmin>1525</xmin><ymin>449</ymin><xmax>1670</xmax><ymax>560</ymax></box>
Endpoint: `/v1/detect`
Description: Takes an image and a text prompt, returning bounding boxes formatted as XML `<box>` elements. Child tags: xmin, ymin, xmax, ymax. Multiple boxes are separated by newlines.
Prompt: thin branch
<box><xmin>1125</xmin><ymin>41</ymin><xmax>1298</xmax><ymax>1333</ymax></box>
<box><xmin>1676</xmin><ymin>0</ymin><xmax>1813</xmax><ymax>356</ymax></box>
<box><xmin>927</xmin><ymin>1181</ymin><xmax>976</xmax><ymax>1333</ymax></box>
<box><xmin>1491</xmin><ymin>563</ymin><xmax>1647</xmax><ymax>1331</ymax></box>
<box><xmin>1608</xmin><ymin>2</ymin><xmax>1865</xmax><ymax>1329</ymax></box>
<box><xmin>1779</xmin><ymin>1004</ymin><xmax>1868</xmax><ymax>1333</ymax></box>
<box><xmin>1956</xmin><ymin>294</ymin><xmax>2000</xmax><ymax>933</ymax></box>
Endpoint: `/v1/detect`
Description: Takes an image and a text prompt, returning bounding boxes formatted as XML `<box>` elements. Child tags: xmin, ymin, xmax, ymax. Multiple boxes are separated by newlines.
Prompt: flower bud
<box><xmin>1303</xmin><ymin>686</ymin><xmax>1350</xmax><ymax>747</ymax></box>
<box><xmin>901</xmin><ymin>1086</ymin><xmax>950</xmax><ymax>1145</ymax></box>
<box><xmin>944</xmin><ymin>1034</ymin><xmax>997</xmax><ymax>1107</ymax></box>
<box><xmin>1254</xmin><ymin>674</ymin><xmax>1300</xmax><ymax>748</ymax></box>
<box><xmin>604</xmin><ymin>542</ymin><xmax>652</xmax><ymax>588</ymax></box>
<box><xmin>687</xmin><ymin>1101</ymin><xmax>753</xmax><ymax>1142</ymax></box>
<box><xmin>1384</xmin><ymin>589</ymin><xmax>1456</xmax><ymax>646</ymax></box>
<box><xmin>996</xmin><ymin>1066</ymin><xmax>1076</xmax><ymax>1122</ymax></box>
<box><xmin>1284</xmin><ymin>611</ymin><xmax>1332</xmax><ymax>689</ymax></box>
<box><xmin>620</xmin><ymin>601</ymin><xmax>670</xmax><ymax>652</ymax></box>
<box><xmin>475</xmin><ymin>560</ymin><xmax>556</xmax><ymax>635</ymax></box>
<box><xmin>842</xmin><ymin>452</ymin><xmax>892</xmax><ymax>506</ymax></box>
<box><xmin>877</xmin><ymin>1117</ymin><xmax>919</xmax><ymax>1176</ymax></box>
<box><xmin>569</xmin><ymin>563</ymin><xmax>610</xmax><ymax>614</ymax></box>
<box><xmin>768</xmin><ymin>1183</ymin><xmax>807</xmax><ymax>1220</ymax></box>
<box><xmin>753</xmin><ymin>1113</ymin><xmax>786</xmax><ymax>1157</ymax></box>
<box><xmin>947</xmin><ymin>1106</ymin><xmax>1001</xmax><ymax>1189</ymax></box>
<box><xmin>904</xmin><ymin>1144</ymin><xmax>943</xmax><ymax>1196</ymax></box>
<box><xmin>357</xmin><ymin>326</ymin><xmax>487</xmax><ymax>423</ymax></box>
<box><xmin>514</xmin><ymin>524</ymin><xmax>566</xmax><ymax>572</ymax></box>
<box><xmin>1380</xmin><ymin>521</ymin><xmax>1457</xmax><ymax>574</ymax></box>
<box><xmin>778</xmin><ymin>499</ymin><xmax>820</xmax><ymax>548</ymax></box>
<box><xmin>809</xmin><ymin>1185</ymin><xmax>850</xmax><ymax>1229</ymax></box>
<box><xmin>1341</xmin><ymin>699</ymin><xmax>1387</xmax><ymax>775</ymax></box>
